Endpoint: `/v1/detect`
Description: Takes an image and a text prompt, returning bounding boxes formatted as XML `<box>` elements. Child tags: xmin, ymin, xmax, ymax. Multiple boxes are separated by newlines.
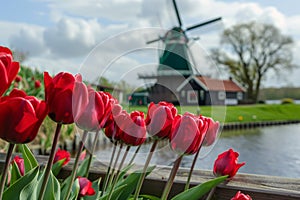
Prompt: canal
<box><xmin>93</xmin><ymin>123</ymin><xmax>300</xmax><ymax>178</ymax></box>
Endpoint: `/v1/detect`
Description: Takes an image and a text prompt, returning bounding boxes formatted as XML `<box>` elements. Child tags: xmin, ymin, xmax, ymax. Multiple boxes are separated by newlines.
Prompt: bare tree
<box><xmin>211</xmin><ymin>21</ymin><xmax>296</xmax><ymax>103</ymax></box>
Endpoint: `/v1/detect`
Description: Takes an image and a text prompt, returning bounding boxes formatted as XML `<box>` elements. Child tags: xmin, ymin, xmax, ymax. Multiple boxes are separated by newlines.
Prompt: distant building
<box><xmin>177</xmin><ymin>76</ymin><xmax>245</xmax><ymax>105</ymax></box>
<box><xmin>135</xmin><ymin>26</ymin><xmax>245</xmax><ymax>105</ymax></box>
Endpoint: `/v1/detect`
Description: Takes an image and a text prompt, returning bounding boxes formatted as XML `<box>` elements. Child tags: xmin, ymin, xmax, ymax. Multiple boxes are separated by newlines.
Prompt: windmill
<box><xmin>135</xmin><ymin>0</ymin><xmax>222</xmax><ymax>105</ymax></box>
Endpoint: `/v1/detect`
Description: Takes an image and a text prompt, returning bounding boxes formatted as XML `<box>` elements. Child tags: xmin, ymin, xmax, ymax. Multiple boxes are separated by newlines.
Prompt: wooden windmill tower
<box><xmin>138</xmin><ymin>0</ymin><xmax>222</xmax><ymax>104</ymax></box>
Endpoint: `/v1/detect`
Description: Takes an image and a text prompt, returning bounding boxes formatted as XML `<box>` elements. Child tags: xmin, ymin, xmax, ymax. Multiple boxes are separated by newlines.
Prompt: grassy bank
<box><xmin>126</xmin><ymin>104</ymin><xmax>300</xmax><ymax>123</ymax></box>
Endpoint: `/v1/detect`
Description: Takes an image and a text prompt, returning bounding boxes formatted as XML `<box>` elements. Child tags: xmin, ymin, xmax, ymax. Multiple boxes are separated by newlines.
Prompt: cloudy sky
<box><xmin>1</xmin><ymin>0</ymin><xmax>300</xmax><ymax>88</ymax></box>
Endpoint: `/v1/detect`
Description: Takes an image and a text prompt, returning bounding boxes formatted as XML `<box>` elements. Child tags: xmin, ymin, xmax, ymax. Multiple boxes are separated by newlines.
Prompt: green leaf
<box><xmin>19</xmin><ymin>144</ymin><xmax>38</xmax><ymax>173</ymax></box>
<box><xmin>76</xmin><ymin>157</ymin><xmax>91</xmax><ymax>177</ymax></box>
<box><xmin>19</xmin><ymin>174</ymin><xmax>39</xmax><ymax>200</ymax></box>
<box><xmin>117</xmin><ymin>165</ymin><xmax>156</xmax><ymax>200</ymax></box>
<box><xmin>99</xmin><ymin>184</ymin><xmax>127</xmax><ymax>200</ymax></box>
<box><xmin>3</xmin><ymin>167</ymin><xmax>39</xmax><ymax>200</ymax></box>
<box><xmin>42</xmin><ymin>171</ymin><xmax>61</xmax><ymax>200</ymax></box>
<box><xmin>10</xmin><ymin>161</ymin><xmax>22</xmax><ymax>185</ymax></box>
<box><xmin>60</xmin><ymin>177</ymin><xmax>80</xmax><ymax>200</ymax></box>
<box><xmin>138</xmin><ymin>194</ymin><xmax>161</xmax><ymax>200</ymax></box>
<box><xmin>171</xmin><ymin>175</ymin><xmax>228</xmax><ymax>200</ymax></box>
<box><xmin>52</xmin><ymin>158</ymin><xmax>66</xmax><ymax>177</ymax></box>
<box><xmin>116</xmin><ymin>163</ymin><xmax>134</xmax><ymax>183</ymax></box>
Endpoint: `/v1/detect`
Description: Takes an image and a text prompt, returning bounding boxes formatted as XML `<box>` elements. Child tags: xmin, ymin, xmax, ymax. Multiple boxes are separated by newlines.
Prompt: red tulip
<box><xmin>0</xmin><ymin>89</ymin><xmax>48</xmax><ymax>143</ymax></box>
<box><xmin>77</xmin><ymin>177</ymin><xmax>95</xmax><ymax>197</ymax></box>
<box><xmin>170</xmin><ymin>112</ymin><xmax>209</xmax><ymax>155</ymax></box>
<box><xmin>104</xmin><ymin>120</ymin><xmax>118</xmax><ymax>141</ymax></box>
<box><xmin>121</xmin><ymin>111</ymin><xmax>147</xmax><ymax>146</ymax></box>
<box><xmin>0</xmin><ymin>46</ymin><xmax>20</xmax><ymax>96</ymax></box>
<box><xmin>11</xmin><ymin>156</ymin><xmax>25</xmax><ymax>176</ymax></box>
<box><xmin>74</xmin><ymin>88</ymin><xmax>112</xmax><ymax>131</ymax></box>
<box><xmin>34</xmin><ymin>80</ymin><xmax>41</xmax><ymax>88</ymax></box>
<box><xmin>44</xmin><ymin>71</ymin><xmax>87</xmax><ymax>124</ymax></box>
<box><xmin>107</xmin><ymin>110</ymin><xmax>147</xmax><ymax>146</ymax></box>
<box><xmin>231</xmin><ymin>191</ymin><xmax>252</xmax><ymax>200</ymax></box>
<box><xmin>102</xmin><ymin>93</ymin><xmax>121</xmax><ymax>128</ymax></box>
<box><xmin>104</xmin><ymin>102</ymin><xmax>123</xmax><ymax>141</ymax></box>
<box><xmin>145</xmin><ymin>101</ymin><xmax>177</xmax><ymax>139</ymax></box>
<box><xmin>201</xmin><ymin>116</ymin><xmax>220</xmax><ymax>146</ymax></box>
<box><xmin>53</xmin><ymin>148</ymin><xmax>71</xmax><ymax>166</ymax></box>
<box><xmin>15</xmin><ymin>75</ymin><xmax>22</xmax><ymax>83</ymax></box>
<box><xmin>213</xmin><ymin>148</ymin><xmax>245</xmax><ymax>178</ymax></box>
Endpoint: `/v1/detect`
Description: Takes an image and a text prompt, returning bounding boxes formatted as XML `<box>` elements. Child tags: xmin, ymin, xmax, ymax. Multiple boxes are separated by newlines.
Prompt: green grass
<box><xmin>125</xmin><ymin>104</ymin><xmax>300</xmax><ymax>123</ymax></box>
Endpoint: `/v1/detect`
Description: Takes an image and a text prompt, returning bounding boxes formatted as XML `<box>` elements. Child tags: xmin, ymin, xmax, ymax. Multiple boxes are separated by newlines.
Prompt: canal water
<box><xmin>92</xmin><ymin>124</ymin><xmax>300</xmax><ymax>178</ymax></box>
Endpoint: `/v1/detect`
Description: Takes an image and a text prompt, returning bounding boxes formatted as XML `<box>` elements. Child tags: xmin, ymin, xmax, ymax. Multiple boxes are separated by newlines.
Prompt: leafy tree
<box><xmin>211</xmin><ymin>21</ymin><xmax>296</xmax><ymax>103</ymax></box>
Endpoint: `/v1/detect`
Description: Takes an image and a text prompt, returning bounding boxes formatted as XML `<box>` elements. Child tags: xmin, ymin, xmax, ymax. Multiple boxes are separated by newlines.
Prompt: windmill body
<box><xmin>133</xmin><ymin>0</ymin><xmax>245</xmax><ymax>106</ymax></box>
<box><xmin>157</xmin><ymin>27</ymin><xmax>193</xmax><ymax>77</ymax></box>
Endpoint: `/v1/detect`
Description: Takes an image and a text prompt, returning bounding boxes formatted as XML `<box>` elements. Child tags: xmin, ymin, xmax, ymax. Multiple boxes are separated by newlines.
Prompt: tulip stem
<box><xmin>205</xmin><ymin>186</ymin><xmax>216</xmax><ymax>200</ymax></box>
<box><xmin>38</xmin><ymin>123</ymin><xmax>62</xmax><ymax>200</ymax></box>
<box><xmin>184</xmin><ymin>146</ymin><xmax>202</xmax><ymax>190</ymax></box>
<box><xmin>129</xmin><ymin>145</ymin><xmax>141</xmax><ymax>165</ymax></box>
<box><xmin>133</xmin><ymin>139</ymin><xmax>158</xmax><ymax>200</ymax></box>
<box><xmin>85</xmin><ymin>130</ymin><xmax>100</xmax><ymax>177</ymax></box>
<box><xmin>106</xmin><ymin>142</ymin><xmax>123</xmax><ymax>196</ymax></box>
<box><xmin>64</xmin><ymin>130</ymin><xmax>88</xmax><ymax>200</ymax></box>
<box><xmin>0</xmin><ymin>143</ymin><xmax>15</xmax><ymax>199</ymax></box>
<box><xmin>117</xmin><ymin>145</ymin><xmax>130</xmax><ymax>173</ymax></box>
<box><xmin>161</xmin><ymin>155</ymin><xmax>183</xmax><ymax>200</ymax></box>
<box><xmin>107</xmin><ymin>145</ymin><xmax>130</xmax><ymax>200</ymax></box>
<box><xmin>101</xmin><ymin>141</ymin><xmax>117</xmax><ymax>194</ymax></box>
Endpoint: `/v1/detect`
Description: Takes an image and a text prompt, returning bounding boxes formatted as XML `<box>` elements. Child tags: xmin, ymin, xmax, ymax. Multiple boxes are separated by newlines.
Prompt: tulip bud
<box><xmin>77</xmin><ymin>177</ymin><xmax>95</xmax><ymax>197</ymax></box>
<box><xmin>213</xmin><ymin>148</ymin><xmax>245</xmax><ymax>178</ymax></box>
<box><xmin>15</xmin><ymin>75</ymin><xmax>22</xmax><ymax>83</ymax></box>
<box><xmin>53</xmin><ymin>148</ymin><xmax>71</xmax><ymax>166</ymax></box>
<box><xmin>74</xmin><ymin>88</ymin><xmax>112</xmax><ymax>131</ymax></box>
<box><xmin>201</xmin><ymin>116</ymin><xmax>220</xmax><ymax>146</ymax></box>
<box><xmin>231</xmin><ymin>191</ymin><xmax>252</xmax><ymax>200</ymax></box>
<box><xmin>170</xmin><ymin>112</ymin><xmax>208</xmax><ymax>155</ymax></box>
<box><xmin>44</xmin><ymin>71</ymin><xmax>86</xmax><ymax>124</ymax></box>
<box><xmin>146</xmin><ymin>101</ymin><xmax>177</xmax><ymax>139</ymax></box>
<box><xmin>34</xmin><ymin>80</ymin><xmax>41</xmax><ymax>88</ymax></box>
<box><xmin>11</xmin><ymin>156</ymin><xmax>25</xmax><ymax>176</ymax></box>
<box><xmin>110</xmin><ymin>110</ymin><xmax>147</xmax><ymax>146</ymax></box>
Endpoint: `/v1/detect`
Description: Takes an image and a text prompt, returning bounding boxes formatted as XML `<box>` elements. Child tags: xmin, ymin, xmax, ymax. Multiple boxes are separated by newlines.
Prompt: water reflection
<box><xmin>92</xmin><ymin>124</ymin><xmax>300</xmax><ymax>178</ymax></box>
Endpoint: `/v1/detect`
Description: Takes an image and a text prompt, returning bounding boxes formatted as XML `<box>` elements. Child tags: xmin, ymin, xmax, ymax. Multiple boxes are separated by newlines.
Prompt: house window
<box><xmin>200</xmin><ymin>90</ymin><xmax>204</xmax><ymax>100</ymax></box>
<box><xmin>237</xmin><ymin>92</ymin><xmax>243</xmax><ymax>100</ymax></box>
<box><xmin>187</xmin><ymin>90</ymin><xmax>198</xmax><ymax>103</ymax></box>
<box><xmin>218</xmin><ymin>91</ymin><xmax>226</xmax><ymax>100</ymax></box>
<box><xmin>181</xmin><ymin>90</ymin><xmax>185</xmax><ymax>97</ymax></box>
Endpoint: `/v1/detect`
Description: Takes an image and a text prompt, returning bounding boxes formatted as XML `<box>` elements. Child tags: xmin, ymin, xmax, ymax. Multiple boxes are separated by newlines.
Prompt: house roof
<box><xmin>197</xmin><ymin>76</ymin><xmax>245</xmax><ymax>92</ymax></box>
<box><xmin>177</xmin><ymin>75</ymin><xmax>245</xmax><ymax>92</ymax></box>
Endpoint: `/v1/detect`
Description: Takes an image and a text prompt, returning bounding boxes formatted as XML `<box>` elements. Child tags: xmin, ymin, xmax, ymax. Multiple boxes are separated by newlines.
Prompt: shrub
<box><xmin>281</xmin><ymin>98</ymin><xmax>294</xmax><ymax>104</ymax></box>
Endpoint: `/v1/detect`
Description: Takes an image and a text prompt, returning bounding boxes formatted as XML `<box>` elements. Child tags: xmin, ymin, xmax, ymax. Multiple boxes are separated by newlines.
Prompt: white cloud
<box><xmin>10</xmin><ymin>26</ymin><xmax>46</xmax><ymax>56</ymax></box>
<box><xmin>2</xmin><ymin>0</ymin><xmax>300</xmax><ymax>87</ymax></box>
<box><xmin>0</xmin><ymin>21</ymin><xmax>46</xmax><ymax>57</ymax></box>
<box><xmin>43</xmin><ymin>18</ymin><xmax>102</xmax><ymax>57</ymax></box>
<box><xmin>46</xmin><ymin>0</ymin><xmax>142</xmax><ymax>22</ymax></box>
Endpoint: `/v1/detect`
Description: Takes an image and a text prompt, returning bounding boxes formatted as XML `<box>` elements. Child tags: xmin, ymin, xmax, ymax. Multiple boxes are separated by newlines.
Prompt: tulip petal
<box><xmin>0</xmin><ymin>46</ymin><xmax>13</xmax><ymax>56</ymax></box>
<box><xmin>7</xmin><ymin>62</ymin><xmax>20</xmax><ymax>84</ymax></box>
<box><xmin>15</xmin><ymin>109</ymin><xmax>39</xmax><ymax>133</ymax></box>
<box><xmin>0</xmin><ymin>61</ymin><xmax>9</xmax><ymax>96</ymax></box>
<box><xmin>53</xmin><ymin>72</ymin><xmax>75</xmax><ymax>90</ymax></box>
<box><xmin>72</xmin><ymin>81</ymin><xmax>89</xmax><ymax>121</ymax></box>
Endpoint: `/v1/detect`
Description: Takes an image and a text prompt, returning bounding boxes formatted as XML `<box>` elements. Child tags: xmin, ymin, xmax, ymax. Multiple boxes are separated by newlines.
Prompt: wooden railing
<box><xmin>1</xmin><ymin>153</ymin><xmax>297</xmax><ymax>200</ymax></box>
